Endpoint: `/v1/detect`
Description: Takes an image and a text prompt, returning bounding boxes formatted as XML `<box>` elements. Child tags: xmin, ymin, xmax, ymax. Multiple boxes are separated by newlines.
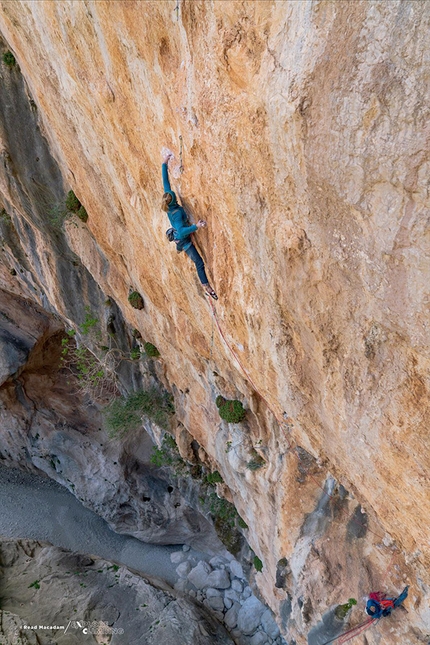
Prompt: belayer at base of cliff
<box><xmin>161</xmin><ymin>151</ymin><xmax>218</xmax><ymax>300</ymax></box>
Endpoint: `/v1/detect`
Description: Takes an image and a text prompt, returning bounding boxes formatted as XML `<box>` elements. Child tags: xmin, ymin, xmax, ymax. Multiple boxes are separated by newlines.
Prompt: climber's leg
<box><xmin>185</xmin><ymin>244</ymin><xmax>209</xmax><ymax>284</ymax></box>
<box><xmin>185</xmin><ymin>244</ymin><xmax>218</xmax><ymax>299</ymax></box>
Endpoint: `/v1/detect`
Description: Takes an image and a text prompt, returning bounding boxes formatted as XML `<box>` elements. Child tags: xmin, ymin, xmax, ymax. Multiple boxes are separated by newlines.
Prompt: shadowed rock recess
<box><xmin>0</xmin><ymin>2</ymin><xmax>429</xmax><ymax>645</ymax></box>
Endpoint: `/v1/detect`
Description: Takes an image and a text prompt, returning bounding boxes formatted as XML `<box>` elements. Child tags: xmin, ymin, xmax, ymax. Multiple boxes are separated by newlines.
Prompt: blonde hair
<box><xmin>161</xmin><ymin>192</ymin><xmax>172</xmax><ymax>212</ymax></box>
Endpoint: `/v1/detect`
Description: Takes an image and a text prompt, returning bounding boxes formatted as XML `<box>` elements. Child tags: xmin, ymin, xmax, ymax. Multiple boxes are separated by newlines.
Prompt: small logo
<box><xmin>64</xmin><ymin>620</ymin><xmax>124</xmax><ymax>636</ymax></box>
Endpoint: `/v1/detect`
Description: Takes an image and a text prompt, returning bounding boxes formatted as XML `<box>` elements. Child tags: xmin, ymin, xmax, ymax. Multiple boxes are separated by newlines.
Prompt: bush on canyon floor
<box><xmin>104</xmin><ymin>389</ymin><xmax>174</xmax><ymax>438</ymax></box>
<box><xmin>216</xmin><ymin>397</ymin><xmax>246</xmax><ymax>423</ymax></box>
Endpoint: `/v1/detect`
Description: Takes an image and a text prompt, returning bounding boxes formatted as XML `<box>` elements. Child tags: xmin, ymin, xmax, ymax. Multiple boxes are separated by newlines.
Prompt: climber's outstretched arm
<box><xmin>162</xmin><ymin>151</ymin><xmax>173</xmax><ymax>192</ymax></box>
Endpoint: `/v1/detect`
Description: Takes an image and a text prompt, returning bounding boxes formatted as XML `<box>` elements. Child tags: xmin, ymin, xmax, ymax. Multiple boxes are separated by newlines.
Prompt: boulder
<box><xmin>229</xmin><ymin>560</ymin><xmax>244</xmax><ymax>579</ymax></box>
<box><xmin>224</xmin><ymin>602</ymin><xmax>241</xmax><ymax>629</ymax></box>
<box><xmin>187</xmin><ymin>561</ymin><xmax>212</xmax><ymax>589</ymax></box>
<box><xmin>205</xmin><ymin>568</ymin><xmax>231</xmax><ymax>589</ymax></box>
<box><xmin>237</xmin><ymin>596</ymin><xmax>266</xmax><ymax>635</ymax></box>
<box><xmin>261</xmin><ymin>609</ymin><xmax>280</xmax><ymax>639</ymax></box>
<box><xmin>176</xmin><ymin>561</ymin><xmax>192</xmax><ymax>578</ymax></box>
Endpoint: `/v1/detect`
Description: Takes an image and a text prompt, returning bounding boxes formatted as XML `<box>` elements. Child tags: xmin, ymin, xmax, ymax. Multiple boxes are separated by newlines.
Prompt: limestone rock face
<box><xmin>0</xmin><ymin>539</ymin><xmax>234</xmax><ymax>645</ymax></box>
<box><xmin>0</xmin><ymin>2</ymin><xmax>429</xmax><ymax>644</ymax></box>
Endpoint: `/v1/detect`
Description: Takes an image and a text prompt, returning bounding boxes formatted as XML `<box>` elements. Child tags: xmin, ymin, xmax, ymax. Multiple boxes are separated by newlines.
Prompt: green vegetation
<box><xmin>216</xmin><ymin>398</ymin><xmax>246</xmax><ymax>423</ymax></box>
<box><xmin>61</xmin><ymin>329</ymin><xmax>105</xmax><ymax>391</ymax></box>
<box><xmin>150</xmin><ymin>434</ymin><xmax>186</xmax><ymax>473</ymax></box>
<box><xmin>28</xmin><ymin>580</ymin><xmax>40</xmax><ymax>590</ymax></box>
<box><xmin>128</xmin><ymin>290</ymin><xmax>144</xmax><ymax>310</ymax></box>
<box><xmin>0</xmin><ymin>208</ymin><xmax>11</xmax><ymax>222</ymax></box>
<box><xmin>215</xmin><ymin>395</ymin><xmax>226</xmax><ymax>408</ymax></box>
<box><xmin>246</xmin><ymin>450</ymin><xmax>266</xmax><ymax>471</ymax></box>
<box><xmin>77</xmin><ymin>206</ymin><xmax>88</xmax><ymax>222</ymax></box>
<box><xmin>80</xmin><ymin>307</ymin><xmax>99</xmax><ymax>335</ymax></box>
<box><xmin>150</xmin><ymin>432</ymin><xmax>247</xmax><ymax>553</ymax></box>
<box><xmin>66</xmin><ymin>190</ymin><xmax>81</xmax><ymax>212</ymax></box>
<box><xmin>253</xmin><ymin>556</ymin><xmax>263</xmax><ymax>573</ymax></box>
<box><xmin>143</xmin><ymin>341</ymin><xmax>160</xmax><ymax>357</ymax></box>
<box><xmin>2</xmin><ymin>51</ymin><xmax>16</xmax><ymax>67</ymax></box>
<box><xmin>104</xmin><ymin>388</ymin><xmax>174</xmax><ymax>438</ymax></box>
<box><xmin>335</xmin><ymin>598</ymin><xmax>357</xmax><ymax>620</ymax></box>
<box><xmin>238</xmin><ymin>516</ymin><xmax>248</xmax><ymax>529</ymax></box>
<box><xmin>130</xmin><ymin>348</ymin><xmax>141</xmax><ymax>360</ymax></box>
<box><xmin>65</xmin><ymin>190</ymin><xmax>88</xmax><ymax>222</ymax></box>
<box><xmin>205</xmin><ymin>470</ymin><xmax>223</xmax><ymax>485</ymax></box>
<box><xmin>47</xmin><ymin>203</ymin><xmax>69</xmax><ymax>229</ymax></box>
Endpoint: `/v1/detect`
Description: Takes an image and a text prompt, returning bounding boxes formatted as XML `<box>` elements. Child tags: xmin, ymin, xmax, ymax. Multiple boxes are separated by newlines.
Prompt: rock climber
<box><xmin>161</xmin><ymin>152</ymin><xmax>218</xmax><ymax>300</ymax></box>
<box><xmin>365</xmin><ymin>585</ymin><xmax>409</xmax><ymax>619</ymax></box>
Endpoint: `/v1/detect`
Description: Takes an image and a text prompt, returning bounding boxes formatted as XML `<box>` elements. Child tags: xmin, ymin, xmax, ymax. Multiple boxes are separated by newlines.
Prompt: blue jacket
<box><xmin>162</xmin><ymin>163</ymin><xmax>197</xmax><ymax>251</ymax></box>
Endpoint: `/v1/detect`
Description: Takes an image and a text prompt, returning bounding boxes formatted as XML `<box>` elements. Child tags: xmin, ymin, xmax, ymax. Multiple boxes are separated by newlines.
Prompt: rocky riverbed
<box><xmin>0</xmin><ymin>464</ymin><xmax>285</xmax><ymax>644</ymax></box>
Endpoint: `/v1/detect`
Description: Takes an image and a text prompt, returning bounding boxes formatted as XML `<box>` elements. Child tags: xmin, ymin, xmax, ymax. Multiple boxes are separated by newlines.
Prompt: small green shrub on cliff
<box><xmin>104</xmin><ymin>389</ymin><xmax>174</xmax><ymax>438</ymax></box>
<box><xmin>215</xmin><ymin>395</ymin><xmax>226</xmax><ymax>408</ymax></box>
<box><xmin>2</xmin><ymin>51</ymin><xmax>16</xmax><ymax>67</ymax></box>
<box><xmin>65</xmin><ymin>190</ymin><xmax>88</xmax><ymax>222</ymax></box>
<box><xmin>246</xmin><ymin>449</ymin><xmax>266</xmax><ymax>471</ymax></box>
<box><xmin>66</xmin><ymin>190</ymin><xmax>81</xmax><ymax>212</ymax></box>
<box><xmin>253</xmin><ymin>556</ymin><xmax>263</xmax><ymax>573</ymax></box>
<box><xmin>130</xmin><ymin>348</ymin><xmax>141</xmax><ymax>360</ymax></box>
<box><xmin>80</xmin><ymin>307</ymin><xmax>99</xmax><ymax>335</ymax></box>
<box><xmin>150</xmin><ymin>434</ymin><xmax>186</xmax><ymax>473</ymax></box>
<box><xmin>77</xmin><ymin>205</ymin><xmax>88</xmax><ymax>222</ymax></box>
<box><xmin>205</xmin><ymin>470</ymin><xmax>223</xmax><ymax>485</ymax></box>
<box><xmin>143</xmin><ymin>341</ymin><xmax>160</xmax><ymax>357</ymax></box>
<box><xmin>217</xmin><ymin>398</ymin><xmax>246</xmax><ymax>423</ymax></box>
<box><xmin>335</xmin><ymin>598</ymin><xmax>357</xmax><ymax>620</ymax></box>
<box><xmin>128</xmin><ymin>291</ymin><xmax>144</xmax><ymax>310</ymax></box>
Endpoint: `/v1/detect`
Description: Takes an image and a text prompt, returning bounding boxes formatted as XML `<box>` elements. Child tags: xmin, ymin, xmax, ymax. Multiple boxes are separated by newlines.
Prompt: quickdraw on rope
<box><xmin>179</xmin><ymin>134</ymin><xmax>184</xmax><ymax>174</ymax></box>
<box><xmin>175</xmin><ymin>0</ymin><xmax>180</xmax><ymax>21</ymax></box>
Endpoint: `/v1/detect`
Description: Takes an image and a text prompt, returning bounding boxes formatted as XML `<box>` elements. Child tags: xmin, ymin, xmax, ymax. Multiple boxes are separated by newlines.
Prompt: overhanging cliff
<box><xmin>0</xmin><ymin>2</ymin><xmax>429</xmax><ymax>643</ymax></box>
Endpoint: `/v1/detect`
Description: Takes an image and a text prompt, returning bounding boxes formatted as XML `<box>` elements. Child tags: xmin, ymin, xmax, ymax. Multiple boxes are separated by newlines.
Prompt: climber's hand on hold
<box><xmin>197</xmin><ymin>220</ymin><xmax>207</xmax><ymax>228</ymax></box>
<box><xmin>163</xmin><ymin>152</ymin><xmax>173</xmax><ymax>164</ymax></box>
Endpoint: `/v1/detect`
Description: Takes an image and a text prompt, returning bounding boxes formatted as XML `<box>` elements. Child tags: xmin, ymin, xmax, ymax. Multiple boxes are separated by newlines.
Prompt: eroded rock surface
<box><xmin>0</xmin><ymin>539</ymin><xmax>234</xmax><ymax>645</ymax></box>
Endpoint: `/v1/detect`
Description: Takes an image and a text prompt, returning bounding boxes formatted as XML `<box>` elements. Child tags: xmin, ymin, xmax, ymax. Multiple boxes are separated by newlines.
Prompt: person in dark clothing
<box><xmin>161</xmin><ymin>153</ymin><xmax>218</xmax><ymax>299</ymax></box>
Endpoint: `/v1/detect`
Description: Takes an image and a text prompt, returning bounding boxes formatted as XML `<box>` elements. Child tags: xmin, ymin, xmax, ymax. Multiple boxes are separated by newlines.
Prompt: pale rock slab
<box><xmin>187</xmin><ymin>561</ymin><xmax>212</xmax><ymax>589</ymax></box>
<box><xmin>237</xmin><ymin>596</ymin><xmax>266</xmax><ymax>635</ymax></box>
